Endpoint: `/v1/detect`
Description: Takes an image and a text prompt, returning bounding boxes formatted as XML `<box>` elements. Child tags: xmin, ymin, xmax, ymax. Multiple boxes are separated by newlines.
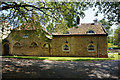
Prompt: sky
<box><xmin>81</xmin><ymin>7</ymin><xmax>117</xmax><ymax>31</ymax></box>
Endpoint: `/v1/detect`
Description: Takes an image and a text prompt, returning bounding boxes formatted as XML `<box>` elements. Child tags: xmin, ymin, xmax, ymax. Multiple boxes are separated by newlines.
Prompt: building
<box><xmin>2</xmin><ymin>19</ymin><xmax>108</xmax><ymax>58</ymax></box>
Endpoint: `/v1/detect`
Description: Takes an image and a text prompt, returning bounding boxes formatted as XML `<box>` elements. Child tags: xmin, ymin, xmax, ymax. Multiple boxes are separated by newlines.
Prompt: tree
<box><xmin>0</xmin><ymin>21</ymin><xmax>11</xmax><ymax>39</ymax></box>
<box><xmin>94</xmin><ymin>2</ymin><xmax>120</xmax><ymax>25</ymax></box>
<box><xmin>0</xmin><ymin>2</ymin><xmax>94</xmax><ymax>39</ymax></box>
<box><xmin>0</xmin><ymin>2</ymin><xmax>92</xmax><ymax>28</ymax></box>
<box><xmin>0</xmin><ymin>1</ymin><xmax>119</xmax><ymax>37</ymax></box>
<box><xmin>114</xmin><ymin>27</ymin><xmax>120</xmax><ymax>46</ymax></box>
<box><xmin>98</xmin><ymin>19</ymin><xmax>112</xmax><ymax>35</ymax></box>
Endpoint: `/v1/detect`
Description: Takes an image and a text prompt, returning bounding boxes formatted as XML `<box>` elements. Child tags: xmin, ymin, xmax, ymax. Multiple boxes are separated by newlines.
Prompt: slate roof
<box><xmin>53</xmin><ymin>23</ymin><xmax>108</xmax><ymax>36</ymax></box>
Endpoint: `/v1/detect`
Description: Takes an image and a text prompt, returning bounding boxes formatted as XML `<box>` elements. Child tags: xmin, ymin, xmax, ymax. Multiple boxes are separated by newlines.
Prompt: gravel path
<box><xmin>1</xmin><ymin>58</ymin><xmax>120</xmax><ymax>79</ymax></box>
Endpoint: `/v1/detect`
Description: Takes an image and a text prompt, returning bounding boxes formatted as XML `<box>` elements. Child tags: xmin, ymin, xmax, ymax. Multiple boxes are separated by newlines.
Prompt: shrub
<box><xmin>118</xmin><ymin>53</ymin><xmax>120</xmax><ymax>55</ymax></box>
<box><xmin>108</xmin><ymin>50</ymin><xmax>111</xmax><ymax>53</ymax></box>
<box><xmin>109</xmin><ymin>55</ymin><xmax>115</xmax><ymax>58</ymax></box>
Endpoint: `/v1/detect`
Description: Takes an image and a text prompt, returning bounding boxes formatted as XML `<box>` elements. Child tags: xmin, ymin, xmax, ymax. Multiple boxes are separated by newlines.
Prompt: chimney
<box><xmin>93</xmin><ymin>18</ymin><xmax>98</xmax><ymax>25</ymax></box>
<box><xmin>76</xmin><ymin>16</ymin><xmax>80</xmax><ymax>25</ymax></box>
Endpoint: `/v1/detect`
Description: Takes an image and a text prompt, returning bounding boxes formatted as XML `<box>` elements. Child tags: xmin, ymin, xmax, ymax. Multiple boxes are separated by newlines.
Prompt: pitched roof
<box><xmin>53</xmin><ymin>23</ymin><xmax>108</xmax><ymax>36</ymax></box>
<box><xmin>13</xmin><ymin>23</ymin><xmax>50</xmax><ymax>35</ymax></box>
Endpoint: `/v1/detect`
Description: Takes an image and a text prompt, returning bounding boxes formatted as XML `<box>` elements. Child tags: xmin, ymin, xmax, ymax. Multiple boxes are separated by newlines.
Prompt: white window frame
<box><xmin>88</xmin><ymin>45</ymin><xmax>95</xmax><ymax>52</ymax></box>
<box><xmin>62</xmin><ymin>44</ymin><xmax>70</xmax><ymax>52</ymax></box>
<box><xmin>86</xmin><ymin>30</ymin><xmax>95</xmax><ymax>34</ymax></box>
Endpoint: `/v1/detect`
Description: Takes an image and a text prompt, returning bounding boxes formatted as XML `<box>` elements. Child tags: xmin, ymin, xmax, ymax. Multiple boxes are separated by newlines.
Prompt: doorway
<box><xmin>3</xmin><ymin>43</ymin><xmax>9</xmax><ymax>55</ymax></box>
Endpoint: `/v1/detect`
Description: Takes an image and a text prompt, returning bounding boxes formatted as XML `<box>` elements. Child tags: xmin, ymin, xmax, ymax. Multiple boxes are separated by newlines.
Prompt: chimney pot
<box><xmin>93</xmin><ymin>18</ymin><xmax>98</xmax><ymax>25</ymax></box>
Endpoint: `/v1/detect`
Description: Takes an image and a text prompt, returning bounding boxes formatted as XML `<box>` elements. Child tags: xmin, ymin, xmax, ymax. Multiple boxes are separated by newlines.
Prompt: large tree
<box><xmin>0</xmin><ymin>2</ymin><xmax>92</xmax><ymax>29</ymax></box>
<box><xmin>0</xmin><ymin>1</ymin><xmax>119</xmax><ymax>39</ymax></box>
<box><xmin>0</xmin><ymin>2</ymin><xmax>93</xmax><ymax>39</ymax></box>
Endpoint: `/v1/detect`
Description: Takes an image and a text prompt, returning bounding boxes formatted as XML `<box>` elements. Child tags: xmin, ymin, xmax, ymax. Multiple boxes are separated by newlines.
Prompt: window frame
<box><xmin>88</xmin><ymin>44</ymin><xmax>95</xmax><ymax>52</ymax></box>
<box><xmin>86</xmin><ymin>30</ymin><xmax>95</xmax><ymax>34</ymax></box>
<box><xmin>13</xmin><ymin>42</ymin><xmax>21</xmax><ymax>47</ymax></box>
<box><xmin>43</xmin><ymin>43</ymin><xmax>49</xmax><ymax>49</ymax></box>
<box><xmin>62</xmin><ymin>44</ymin><xmax>70</xmax><ymax>52</ymax></box>
<box><xmin>30</xmin><ymin>42</ymin><xmax>38</xmax><ymax>47</ymax></box>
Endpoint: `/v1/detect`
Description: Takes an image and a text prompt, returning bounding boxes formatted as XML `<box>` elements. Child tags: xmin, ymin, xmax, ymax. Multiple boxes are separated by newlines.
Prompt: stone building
<box><xmin>2</xmin><ymin>20</ymin><xmax>108</xmax><ymax>58</ymax></box>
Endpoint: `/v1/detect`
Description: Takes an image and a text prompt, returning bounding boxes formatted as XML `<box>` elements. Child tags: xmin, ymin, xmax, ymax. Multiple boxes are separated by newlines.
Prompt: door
<box><xmin>3</xmin><ymin>43</ymin><xmax>9</xmax><ymax>55</ymax></box>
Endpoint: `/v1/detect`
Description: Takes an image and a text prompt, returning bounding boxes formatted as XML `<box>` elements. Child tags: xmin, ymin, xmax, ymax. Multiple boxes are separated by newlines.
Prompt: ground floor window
<box><xmin>62</xmin><ymin>45</ymin><xmax>70</xmax><ymax>51</ymax></box>
<box><xmin>88</xmin><ymin>45</ymin><xmax>95</xmax><ymax>51</ymax></box>
<box><xmin>14</xmin><ymin>42</ymin><xmax>21</xmax><ymax>46</ymax></box>
<box><xmin>31</xmin><ymin>42</ymin><xmax>37</xmax><ymax>47</ymax></box>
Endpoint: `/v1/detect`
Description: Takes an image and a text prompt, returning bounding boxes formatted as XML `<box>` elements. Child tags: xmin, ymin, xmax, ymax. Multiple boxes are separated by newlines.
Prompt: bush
<box><xmin>108</xmin><ymin>50</ymin><xmax>111</xmax><ymax>53</ymax></box>
<box><xmin>109</xmin><ymin>55</ymin><xmax>115</xmax><ymax>58</ymax></box>
<box><xmin>118</xmin><ymin>53</ymin><xmax>120</xmax><ymax>55</ymax></box>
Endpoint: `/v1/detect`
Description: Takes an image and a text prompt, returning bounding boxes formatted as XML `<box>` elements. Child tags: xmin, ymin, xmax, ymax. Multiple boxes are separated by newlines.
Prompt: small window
<box><xmin>31</xmin><ymin>42</ymin><xmax>37</xmax><ymax>47</ymax></box>
<box><xmin>23</xmin><ymin>35</ymin><xmax>28</xmax><ymax>38</ymax></box>
<box><xmin>88</xmin><ymin>45</ymin><xmax>95</xmax><ymax>51</ymax></box>
<box><xmin>14</xmin><ymin>42</ymin><xmax>20</xmax><ymax>46</ymax></box>
<box><xmin>63</xmin><ymin>31</ymin><xmax>69</xmax><ymax>34</ymax></box>
<box><xmin>86</xmin><ymin>30</ymin><xmax>95</xmax><ymax>34</ymax></box>
<box><xmin>63</xmin><ymin>45</ymin><xmax>70</xmax><ymax>51</ymax></box>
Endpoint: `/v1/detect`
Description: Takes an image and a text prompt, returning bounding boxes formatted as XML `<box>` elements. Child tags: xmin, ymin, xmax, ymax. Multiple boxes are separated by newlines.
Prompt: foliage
<box><xmin>98</xmin><ymin>19</ymin><xmax>113</xmax><ymax>35</ymax></box>
<box><xmin>94</xmin><ymin>2</ymin><xmax>120</xmax><ymax>25</ymax></box>
<box><xmin>0</xmin><ymin>2</ymin><xmax>94</xmax><ymax>39</ymax></box>
<box><xmin>108</xmin><ymin>50</ymin><xmax>111</xmax><ymax>53</ymax></box>
<box><xmin>118</xmin><ymin>53</ymin><xmax>120</xmax><ymax>55</ymax></box>
<box><xmin>114</xmin><ymin>27</ymin><xmax>120</xmax><ymax>46</ymax></box>
<box><xmin>0</xmin><ymin>2</ymin><xmax>92</xmax><ymax>30</ymax></box>
<box><xmin>2</xmin><ymin>56</ymin><xmax>114</xmax><ymax>61</ymax></box>
<box><xmin>108</xmin><ymin>53</ymin><xmax>119</xmax><ymax>60</ymax></box>
<box><xmin>0</xmin><ymin>2</ymin><xmax>119</xmax><ymax>39</ymax></box>
<box><xmin>0</xmin><ymin>21</ymin><xmax>11</xmax><ymax>39</ymax></box>
<box><xmin>2</xmin><ymin>38</ymin><xmax>9</xmax><ymax>44</ymax></box>
<box><xmin>108</xmin><ymin>43</ymin><xmax>112</xmax><ymax>48</ymax></box>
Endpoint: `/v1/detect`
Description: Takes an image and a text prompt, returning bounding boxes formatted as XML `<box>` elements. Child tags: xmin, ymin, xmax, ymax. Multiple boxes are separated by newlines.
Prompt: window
<box><xmin>31</xmin><ymin>42</ymin><xmax>37</xmax><ymax>47</ymax></box>
<box><xmin>23</xmin><ymin>35</ymin><xmax>28</xmax><ymax>38</ymax></box>
<box><xmin>43</xmin><ymin>43</ymin><xmax>49</xmax><ymax>48</ymax></box>
<box><xmin>14</xmin><ymin>42</ymin><xmax>20</xmax><ymax>46</ymax></box>
<box><xmin>88</xmin><ymin>45</ymin><xmax>95</xmax><ymax>51</ymax></box>
<box><xmin>63</xmin><ymin>31</ymin><xmax>69</xmax><ymax>34</ymax></box>
<box><xmin>63</xmin><ymin>45</ymin><xmax>70</xmax><ymax>51</ymax></box>
<box><xmin>86</xmin><ymin>30</ymin><xmax>95</xmax><ymax>34</ymax></box>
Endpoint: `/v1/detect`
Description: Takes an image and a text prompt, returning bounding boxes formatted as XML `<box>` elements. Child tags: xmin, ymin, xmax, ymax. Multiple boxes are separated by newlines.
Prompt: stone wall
<box><xmin>2</xmin><ymin>30</ymin><xmax>108</xmax><ymax>57</ymax></box>
<box><xmin>2</xmin><ymin>30</ymin><xmax>51</xmax><ymax>56</ymax></box>
<box><xmin>51</xmin><ymin>35</ymin><xmax>108</xmax><ymax>57</ymax></box>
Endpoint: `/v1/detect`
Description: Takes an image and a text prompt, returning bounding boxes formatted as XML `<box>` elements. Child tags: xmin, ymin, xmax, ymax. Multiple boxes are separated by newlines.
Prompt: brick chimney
<box><xmin>76</xmin><ymin>16</ymin><xmax>80</xmax><ymax>25</ymax></box>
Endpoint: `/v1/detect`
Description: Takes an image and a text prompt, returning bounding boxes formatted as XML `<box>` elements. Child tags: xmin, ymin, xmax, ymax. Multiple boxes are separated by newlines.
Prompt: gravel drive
<box><xmin>1</xmin><ymin>58</ymin><xmax>120</xmax><ymax>79</ymax></box>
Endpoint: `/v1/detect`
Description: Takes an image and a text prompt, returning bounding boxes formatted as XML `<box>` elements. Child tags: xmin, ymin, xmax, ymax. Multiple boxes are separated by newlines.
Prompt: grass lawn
<box><xmin>2</xmin><ymin>53</ymin><xmax>120</xmax><ymax>61</ymax></box>
<box><xmin>2</xmin><ymin>56</ymin><xmax>115</xmax><ymax>61</ymax></box>
<box><xmin>108</xmin><ymin>53</ymin><xmax>120</xmax><ymax>60</ymax></box>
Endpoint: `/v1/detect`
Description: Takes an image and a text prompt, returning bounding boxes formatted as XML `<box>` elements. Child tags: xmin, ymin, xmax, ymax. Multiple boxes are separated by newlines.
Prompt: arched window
<box><xmin>63</xmin><ymin>45</ymin><xmax>70</xmax><ymax>51</ymax></box>
<box><xmin>14</xmin><ymin>42</ymin><xmax>20</xmax><ymax>46</ymax></box>
<box><xmin>86</xmin><ymin>30</ymin><xmax>95</xmax><ymax>34</ymax></box>
<box><xmin>43</xmin><ymin>43</ymin><xmax>49</xmax><ymax>48</ymax></box>
<box><xmin>31</xmin><ymin>42</ymin><xmax>37</xmax><ymax>47</ymax></box>
<box><xmin>88</xmin><ymin>45</ymin><xmax>95</xmax><ymax>51</ymax></box>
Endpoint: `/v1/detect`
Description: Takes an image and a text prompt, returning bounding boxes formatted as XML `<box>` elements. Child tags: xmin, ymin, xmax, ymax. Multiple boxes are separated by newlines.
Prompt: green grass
<box><xmin>3</xmin><ymin>53</ymin><xmax>120</xmax><ymax>61</ymax></box>
<box><xmin>108</xmin><ymin>53</ymin><xmax>120</xmax><ymax>60</ymax></box>
<box><xmin>2</xmin><ymin>56</ymin><xmax>114</xmax><ymax>61</ymax></box>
